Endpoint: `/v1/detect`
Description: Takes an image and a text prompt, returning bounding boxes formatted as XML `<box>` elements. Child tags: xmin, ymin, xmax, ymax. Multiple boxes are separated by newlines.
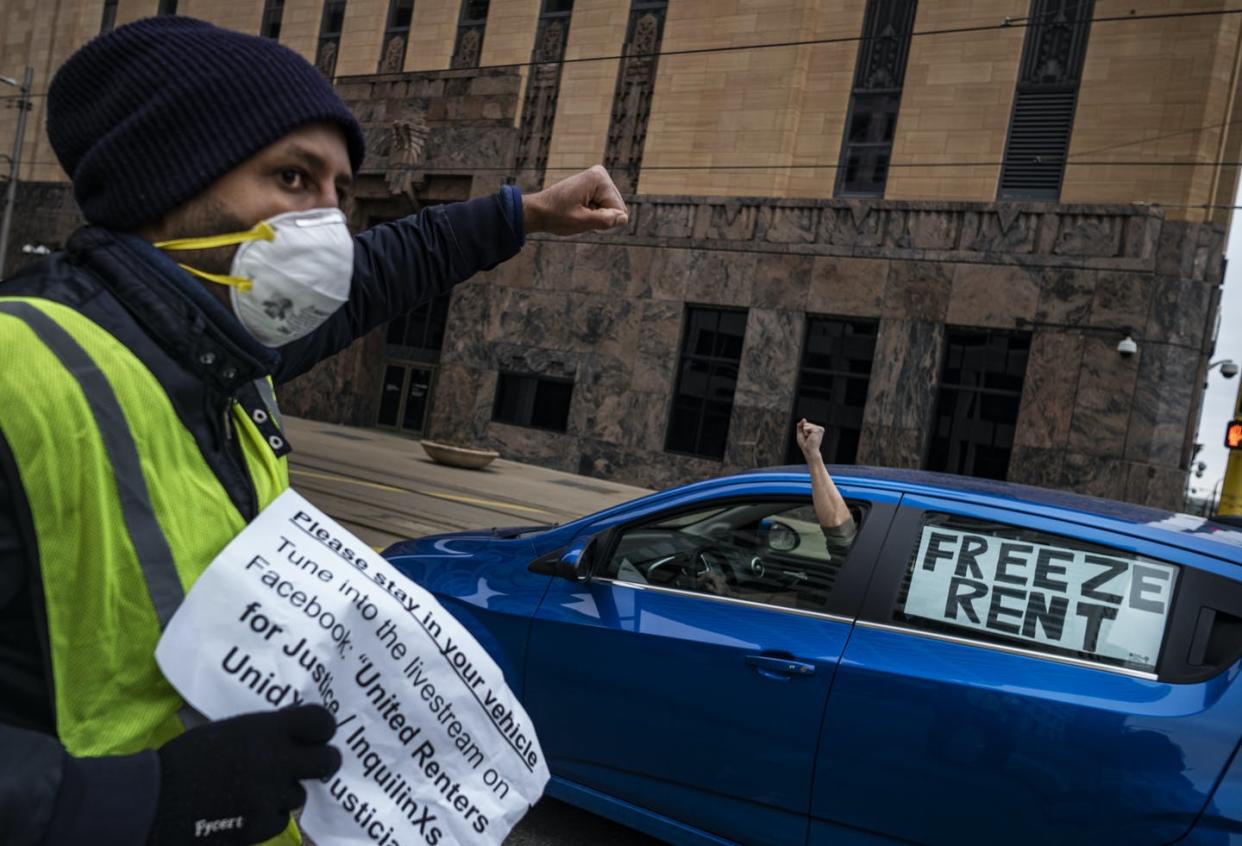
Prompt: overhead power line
<box><xmin>4</xmin><ymin>6</ymin><xmax>1242</xmax><ymax>99</ymax></box>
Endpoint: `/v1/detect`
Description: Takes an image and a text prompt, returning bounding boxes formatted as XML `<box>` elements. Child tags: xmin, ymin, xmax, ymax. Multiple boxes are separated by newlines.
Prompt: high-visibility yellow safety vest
<box><xmin>0</xmin><ymin>297</ymin><xmax>298</xmax><ymax>844</ymax></box>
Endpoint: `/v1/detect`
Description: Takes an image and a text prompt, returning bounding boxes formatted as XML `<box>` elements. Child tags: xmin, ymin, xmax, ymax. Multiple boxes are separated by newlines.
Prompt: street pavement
<box><xmin>284</xmin><ymin>417</ymin><xmax>663</xmax><ymax>845</ymax></box>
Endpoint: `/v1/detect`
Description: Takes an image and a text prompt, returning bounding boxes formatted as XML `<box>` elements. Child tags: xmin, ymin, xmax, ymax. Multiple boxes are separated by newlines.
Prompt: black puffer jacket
<box><xmin>0</xmin><ymin>188</ymin><xmax>524</xmax><ymax>845</ymax></box>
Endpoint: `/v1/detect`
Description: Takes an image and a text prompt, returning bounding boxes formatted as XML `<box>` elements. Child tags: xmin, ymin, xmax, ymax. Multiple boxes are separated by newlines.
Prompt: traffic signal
<box><xmin>1228</xmin><ymin>419</ymin><xmax>1242</xmax><ymax>450</ymax></box>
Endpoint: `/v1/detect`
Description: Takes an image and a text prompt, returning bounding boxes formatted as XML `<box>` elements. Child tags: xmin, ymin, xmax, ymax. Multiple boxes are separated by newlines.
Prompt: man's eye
<box><xmin>279</xmin><ymin>169</ymin><xmax>306</xmax><ymax>188</ymax></box>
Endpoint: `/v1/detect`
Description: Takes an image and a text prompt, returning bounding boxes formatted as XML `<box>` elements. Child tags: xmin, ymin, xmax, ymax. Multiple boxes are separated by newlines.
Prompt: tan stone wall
<box><xmin>479</xmin><ymin>0</ymin><xmax>538</xmax><ymax>126</ymax></box>
<box><xmin>280</xmin><ymin>0</ymin><xmax>323</xmax><ymax>62</ymax></box>
<box><xmin>544</xmin><ymin>0</ymin><xmax>626</xmax><ymax>175</ymax></box>
<box><xmin>182</xmin><ymin>0</ymin><xmax>263</xmax><ymax>34</ymax></box>
<box><xmin>334</xmin><ymin>0</ymin><xmax>387</xmax><ymax>76</ymax></box>
<box><xmin>0</xmin><ymin>0</ymin><xmax>106</xmax><ymax>185</ymax></box>
<box><xmin>1063</xmin><ymin>0</ymin><xmax>1242</xmax><ymax>225</ymax></box>
<box><xmin>884</xmin><ymin>0</ymin><xmax>1028</xmax><ymax>202</ymax></box>
<box><xmin>787</xmin><ymin>0</ymin><xmax>866</xmax><ymax>199</ymax></box>
<box><xmin>406</xmin><ymin>0</ymin><xmax>457</xmax><ymax>71</ymax></box>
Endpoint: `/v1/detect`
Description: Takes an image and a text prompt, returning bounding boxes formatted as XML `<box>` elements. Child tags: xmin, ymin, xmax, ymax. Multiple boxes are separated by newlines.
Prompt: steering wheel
<box><xmin>692</xmin><ymin>545</ymin><xmax>739</xmax><ymax>586</ymax></box>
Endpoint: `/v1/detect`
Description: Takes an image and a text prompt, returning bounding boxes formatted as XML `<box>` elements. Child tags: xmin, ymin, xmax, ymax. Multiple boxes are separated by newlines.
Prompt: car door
<box><xmin>522</xmin><ymin>481</ymin><xmax>899</xmax><ymax>846</ymax></box>
<box><xmin>810</xmin><ymin>494</ymin><xmax>1242</xmax><ymax>846</ymax></box>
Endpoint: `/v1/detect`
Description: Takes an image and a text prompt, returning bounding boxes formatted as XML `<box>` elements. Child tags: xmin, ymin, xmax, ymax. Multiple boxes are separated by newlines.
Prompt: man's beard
<box><xmin>160</xmin><ymin>196</ymin><xmax>252</xmax><ymax>276</ymax></box>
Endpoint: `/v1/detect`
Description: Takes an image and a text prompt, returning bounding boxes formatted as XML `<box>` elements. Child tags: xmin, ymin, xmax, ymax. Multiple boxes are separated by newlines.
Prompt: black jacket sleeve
<box><xmin>272</xmin><ymin>187</ymin><xmax>525</xmax><ymax>384</ymax></box>
<box><xmin>0</xmin><ymin>724</ymin><xmax>159</xmax><ymax>846</ymax></box>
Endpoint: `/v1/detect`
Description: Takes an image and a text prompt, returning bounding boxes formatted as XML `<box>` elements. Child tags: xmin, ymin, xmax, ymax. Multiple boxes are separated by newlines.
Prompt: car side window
<box><xmin>600</xmin><ymin>500</ymin><xmax>865</xmax><ymax>613</ymax></box>
<box><xmin>892</xmin><ymin>512</ymin><xmax>1180</xmax><ymax>674</ymax></box>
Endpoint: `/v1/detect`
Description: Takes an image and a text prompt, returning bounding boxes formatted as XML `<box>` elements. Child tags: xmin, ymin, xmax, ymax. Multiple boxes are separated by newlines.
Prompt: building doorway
<box><xmin>377</xmin><ymin>362</ymin><xmax>436</xmax><ymax>434</ymax></box>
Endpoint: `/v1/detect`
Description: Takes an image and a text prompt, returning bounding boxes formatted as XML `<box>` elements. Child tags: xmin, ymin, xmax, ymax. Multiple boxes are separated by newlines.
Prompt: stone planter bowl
<box><xmin>420</xmin><ymin>440</ymin><xmax>499</xmax><ymax>470</ymax></box>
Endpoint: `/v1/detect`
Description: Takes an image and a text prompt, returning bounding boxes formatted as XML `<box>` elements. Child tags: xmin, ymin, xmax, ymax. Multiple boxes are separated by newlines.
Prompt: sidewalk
<box><xmin>284</xmin><ymin>416</ymin><xmax>653</xmax><ymax>548</ymax></box>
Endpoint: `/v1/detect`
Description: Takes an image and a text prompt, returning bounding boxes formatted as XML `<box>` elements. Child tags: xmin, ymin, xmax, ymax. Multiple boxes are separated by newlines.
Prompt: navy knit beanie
<box><xmin>48</xmin><ymin>16</ymin><xmax>366</xmax><ymax>230</ymax></box>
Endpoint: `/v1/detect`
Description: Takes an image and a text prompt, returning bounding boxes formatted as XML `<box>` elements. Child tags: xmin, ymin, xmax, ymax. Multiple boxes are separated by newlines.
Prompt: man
<box><xmin>0</xmin><ymin>17</ymin><xmax>627</xmax><ymax>846</ymax></box>
<box><xmin>694</xmin><ymin>419</ymin><xmax>857</xmax><ymax>598</ymax></box>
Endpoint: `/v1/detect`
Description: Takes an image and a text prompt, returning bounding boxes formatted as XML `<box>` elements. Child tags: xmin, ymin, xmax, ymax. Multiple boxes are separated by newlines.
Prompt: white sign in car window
<box><xmin>902</xmin><ymin>525</ymin><xmax>1177</xmax><ymax>671</ymax></box>
<box><xmin>156</xmin><ymin>489</ymin><xmax>549</xmax><ymax>846</ymax></box>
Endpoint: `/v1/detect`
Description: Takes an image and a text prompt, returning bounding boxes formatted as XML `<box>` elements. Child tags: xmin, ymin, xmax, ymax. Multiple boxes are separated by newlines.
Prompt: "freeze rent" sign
<box><xmin>902</xmin><ymin>526</ymin><xmax>1177</xmax><ymax>672</ymax></box>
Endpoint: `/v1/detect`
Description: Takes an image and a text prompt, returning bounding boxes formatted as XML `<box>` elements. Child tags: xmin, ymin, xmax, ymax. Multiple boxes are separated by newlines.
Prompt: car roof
<box><xmin>730</xmin><ymin>464</ymin><xmax>1242</xmax><ymax>561</ymax></box>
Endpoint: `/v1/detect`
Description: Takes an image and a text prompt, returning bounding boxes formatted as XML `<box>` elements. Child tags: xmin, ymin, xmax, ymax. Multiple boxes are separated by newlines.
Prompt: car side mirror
<box><xmin>765</xmin><ymin>520</ymin><xmax>800</xmax><ymax>552</ymax></box>
<box><xmin>528</xmin><ymin>533</ymin><xmax>604</xmax><ymax>582</ymax></box>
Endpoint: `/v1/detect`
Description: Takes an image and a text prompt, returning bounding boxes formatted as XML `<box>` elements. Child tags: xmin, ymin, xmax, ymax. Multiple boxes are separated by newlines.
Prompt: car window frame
<box><xmin>857</xmin><ymin>493</ymin><xmax>1242</xmax><ymax>683</ymax></box>
<box><xmin>582</xmin><ymin>482</ymin><xmax>900</xmax><ymax>621</ymax></box>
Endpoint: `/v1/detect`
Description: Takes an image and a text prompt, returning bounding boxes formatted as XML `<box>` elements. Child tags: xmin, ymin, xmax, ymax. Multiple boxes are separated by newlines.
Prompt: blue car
<box><xmin>383</xmin><ymin>467</ymin><xmax>1242</xmax><ymax>846</ymax></box>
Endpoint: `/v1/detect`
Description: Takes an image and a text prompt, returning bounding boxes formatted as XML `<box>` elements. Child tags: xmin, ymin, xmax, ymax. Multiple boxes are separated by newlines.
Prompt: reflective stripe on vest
<box><xmin>0</xmin><ymin>301</ymin><xmax>186</xmax><ymax>628</ymax></box>
<box><xmin>0</xmin><ymin>297</ymin><xmax>289</xmax><ymax>757</ymax></box>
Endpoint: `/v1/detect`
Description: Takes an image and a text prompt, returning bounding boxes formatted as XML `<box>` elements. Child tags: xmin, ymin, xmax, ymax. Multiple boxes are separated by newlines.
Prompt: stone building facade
<box><xmin>1</xmin><ymin>0</ymin><xmax>1238</xmax><ymax>509</ymax></box>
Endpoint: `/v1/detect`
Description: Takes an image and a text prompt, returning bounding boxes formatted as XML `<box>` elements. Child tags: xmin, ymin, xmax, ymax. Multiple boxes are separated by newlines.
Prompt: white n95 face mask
<box><xmin>154</xmin><ymin>207</ymin><xmax>354</xmax><ymax>348</ymax></box>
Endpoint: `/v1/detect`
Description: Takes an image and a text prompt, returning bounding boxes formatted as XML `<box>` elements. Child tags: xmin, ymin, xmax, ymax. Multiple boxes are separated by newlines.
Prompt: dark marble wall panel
<box><xmin>1090</xmin><ymin>271</ymin><xmax>1153</xmax><ymax>332</ymax></box>
<box><xmin>808</xmin><ymin>257</ymin><xmax>888</xmax><ymax>317</ymax></box>
<box><xmin>735</xmin><ymin>308</ymin><xmax>804</xmax><ymax>401</ymax></box>
<box><xmin>857</xmin><ymin>320</ymin><xmax>944</xmax><ymax>466</ymax></box>
<box><xmin>533</xmin><ymin>241</ymin><xmax>577</xmax><ymax>291</ymax></box>
<box><xmin>278</xmin><ymin>327</ymin><xmax>385</xmax><ymax>427</ymax></box>
<box><xmin>685</xmin><ymin>249</ymin><xmax>757</xmax><ymax>308</ymax></box>
<box><xmin>861</xmin><ymin>319</ymin><xmax>944</xmax><ymax>431</ymax></box>
<box><xmin>626</xmin><ymin>246</ymin><xmax>691</xmax><ymax>301</ymax></box>
<box><xmin>1034</xmin><ymin>268</ymin><xmax>1096</xmax><ymax>326</ymax></box>
<box><xmin>1124</xmin><ymin>343</ymin><xmax>1197</xmax><ymax>467</ymax></box>
<box><xmin>1067</xmin><ymin>336</ymin><xmax>1141</xmax><ymax>457</ymax></box>
<box><xmin>632</xmin><ymin>300</ymin><xmax>684</xmax><ymax>395</ymax></box>
<box><xmin>1146</xmin><ymin>274</ymin><xmax>1212</xmax><ymax>348</ymax></box>
<box><xmin>723</xmin><ymin>405</ymin><xmax>793</xmax><ymax>469</ymax></box>
<box><xmin>441</xmin><ymin>278</ymin><xmax>493</xmax><ymax>365</ymax></box>
<box><xmin>572</xmin><ymin>242</ymin><xmax>630</xmax><ymax>297</ymax></box>
<box><xmin>947</xmin><ymin>264</ymin><xmax>1040</xmax><ymax>328</ymax></box>
<box><xmin>424</xmin><ymin>363</ymin><xmax>488</xmax><ymax>444</ymax></box>
<box><xmin>753</xmin><ymin>254</ymin><xmax>813</xmax><ymax>311</ymax></box>
<box><xmin>857</xmin><ymin>425</ymin><xmax>927</xmax><ymax>469</ymax></box>
<box><xmin>564</xmin><ymin>294</ymin><xmax>640</xmax><ymax>363</ymax></box>
<box><xmin>883</xmin><ymin>261</ymin><xmax>953</xmax><ymax>322</ymax></box>
<box><xmin>1124</xmin><ymin>461</ymin><xmax>1188</xmax><ymax>511</ymax></box>
<box><xmin>1060</xmin><ymin>452</ymin><xmax>1128</xmax><ymax>501</ymax></box>
<box><xmin>485</xmin><ymin>422</ymin><xmax>579</xmax><ymax>473</ymax></box>
<box><xmin>1007</xmin><ymin>445</ymin><xmax>1065</xmax><ymax>490</ymax></box>
<box><xmin>1014</xmin><ymin>331</ymin><xmax>1085</xmax><ymax>450</ymax></box>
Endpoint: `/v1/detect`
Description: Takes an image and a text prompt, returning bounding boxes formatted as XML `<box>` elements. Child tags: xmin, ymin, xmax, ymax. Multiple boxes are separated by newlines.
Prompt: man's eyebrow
<box><xmin>278</xmin><ymin>142</ymin><xmax>353</xmax><ymax>188</ymax></box>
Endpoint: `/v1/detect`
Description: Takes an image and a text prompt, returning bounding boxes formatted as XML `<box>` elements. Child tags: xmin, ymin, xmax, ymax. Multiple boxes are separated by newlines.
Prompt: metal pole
<box><xmin>1219</xmin><ymin>379</ymin><xmax>1242</xmax><ymax>518</ymax></box>
<box><xmin>0</xmin><ymin>67</ymin><xmax>34</xmax><ymax>276</ymax></box>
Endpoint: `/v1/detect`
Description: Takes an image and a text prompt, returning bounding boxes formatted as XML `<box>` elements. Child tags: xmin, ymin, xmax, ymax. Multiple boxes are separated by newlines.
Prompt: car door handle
<box><xmin>745</xmin><ymin>654</ymin><xmax>816</xmax><ymax>679</ymax></box>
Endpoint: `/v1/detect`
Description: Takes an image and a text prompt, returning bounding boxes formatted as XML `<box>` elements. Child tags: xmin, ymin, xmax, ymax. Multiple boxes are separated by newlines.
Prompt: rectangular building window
<box><xmin>379</xmin><ymin>0</ymin><xmax>414</xmax><ymax>72</ymax></box>
<box><xmin>493</xmin><ymin>372</ymin><xmax>574</xmax><ymax>432</ymax></box>
<box><xmin>316</xmin><ymin>0</ymin><xmax>347</xmax><ymax>78</ymax></box>
<box><xmin>261</xmin><ymin>0</ymin><xmax>285</xmax><ymax>39</ymax></box>
<box><xmin>785</xmin><ymin>317</ymin><xmax>878</xmax><ymax>465</ymax></box>
<box><xmin>925</xmin><ymin>329</ymin><xmax>1031</xmax><ymax>481</ymax></box>
<box><xmin>666</xmin><ymin>307</ymin><xmax>747</xmax><ymax>460</ymax></box>
<box><xmin>998</xmin><ymin>0</ymin><xmax>1095</xmax><ymax>200</ymax></box>
<box><xmin>514</xmin><ymin>0</ymin><xmax>575</xmax><ymax>190</ymax></box>
<box><xmin>836</xmin><ymin>0</ymin><xmax>918</xmax><ymax>197</ymax></box>
<box><xmin>604</xmin><ymin>0</ymin><xmax>668</xmax><ymax>195</ymax></box>
<box><xmin>100</xmin><ymin>0</ymin><xmax>118</xmax><ymax>32</ymax></box>
<box><xmin>158</xmin><ymin>0</ymin><xmax>178</xmax><ymax>13</ymax></box>
<box><xmin>451</xmin><ymin>0</ymin><xmax>490</xmax><ymax>69</ymax></box>
<box><xmin>384</xmin><ymin>292</ymin><xmax>451</xmax><ymax>363</ymax></box>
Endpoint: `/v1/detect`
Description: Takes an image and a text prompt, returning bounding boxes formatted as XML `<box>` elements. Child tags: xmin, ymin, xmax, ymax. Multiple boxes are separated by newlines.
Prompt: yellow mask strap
<box><xmin>175</xmin><ymin>263</ymin><xmax>254</xmax><ymax>292</ymax></box>
<box><xmin>153</xmin><ymin>220</ymin><xmax>276</xmax><ymax>252</ymax></box>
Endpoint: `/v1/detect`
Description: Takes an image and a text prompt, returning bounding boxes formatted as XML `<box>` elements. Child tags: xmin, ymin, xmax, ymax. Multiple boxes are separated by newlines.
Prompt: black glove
<box><xmin>149</xmin><ymin>705</ymin><xmax>342</xmax><ymax>845</ymax></box>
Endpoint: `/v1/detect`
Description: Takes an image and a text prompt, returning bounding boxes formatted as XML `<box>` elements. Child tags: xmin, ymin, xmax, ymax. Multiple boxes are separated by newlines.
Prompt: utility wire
<box><xmin>4</xmin><ymin>5</ymin><xmax>1242</xmax><ymax>99</ymax></box>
